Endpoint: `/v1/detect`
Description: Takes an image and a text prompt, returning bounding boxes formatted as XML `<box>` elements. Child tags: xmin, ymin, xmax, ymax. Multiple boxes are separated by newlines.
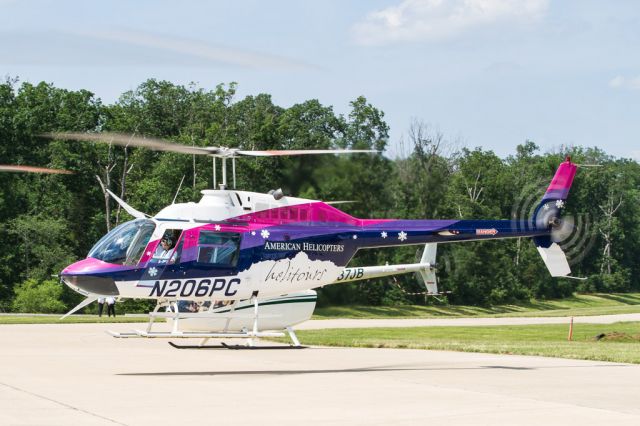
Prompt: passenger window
<box><xmin>197</xmin><ymin>231</ymin><xmax>241</xmax><ymax>267</ymax></box>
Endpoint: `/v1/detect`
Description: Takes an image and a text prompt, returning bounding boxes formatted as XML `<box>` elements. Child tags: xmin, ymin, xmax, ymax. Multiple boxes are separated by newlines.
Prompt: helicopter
<box><xmin>11</xmin><ymin>132</ymin><xmax>580</xmax><ymax>348</ymax></box>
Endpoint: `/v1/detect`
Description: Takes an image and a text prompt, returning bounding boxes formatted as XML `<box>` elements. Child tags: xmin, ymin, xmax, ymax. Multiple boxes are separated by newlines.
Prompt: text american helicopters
<box><xmin>14</xmin><ymin>133</ymin><xmax>580</xmax><ymax>347</ymax></box>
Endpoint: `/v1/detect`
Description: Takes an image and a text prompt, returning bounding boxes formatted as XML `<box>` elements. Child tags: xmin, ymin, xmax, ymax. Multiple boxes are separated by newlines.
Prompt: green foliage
<box><xmin>1</xmin><ymin>77</ymin><xmax>639</xmax><ymax>312</ymax></box>
<box><xmin>12</xmin><ymin>279</ymin><xmax>67</xmax><ymax>313</ymax></box>
<box><xmin>589</xmin><ymin>270</ymin><xmax>632</xmax><ymax>293</ymax></box>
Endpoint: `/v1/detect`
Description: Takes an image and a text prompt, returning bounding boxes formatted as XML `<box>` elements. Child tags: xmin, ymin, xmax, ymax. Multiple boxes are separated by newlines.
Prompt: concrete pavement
<box><xmin>1</xmin><ymin>321</ymin><xmax>639</xmax><ymax>425</ymax></box>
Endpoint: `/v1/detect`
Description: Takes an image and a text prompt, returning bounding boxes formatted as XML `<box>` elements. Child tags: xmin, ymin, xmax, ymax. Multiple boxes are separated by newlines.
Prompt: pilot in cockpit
<box><xmin>155</xmin><ymin>234</ymin><xmax>176</xmax><ymax>263</ymax></box>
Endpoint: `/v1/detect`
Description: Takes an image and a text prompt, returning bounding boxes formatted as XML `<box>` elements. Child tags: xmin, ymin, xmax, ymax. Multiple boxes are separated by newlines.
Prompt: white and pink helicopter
<box><xmin>9</xmin><ymin>133</ymin><xmax>579</xmax><ymax>348</ymax></box>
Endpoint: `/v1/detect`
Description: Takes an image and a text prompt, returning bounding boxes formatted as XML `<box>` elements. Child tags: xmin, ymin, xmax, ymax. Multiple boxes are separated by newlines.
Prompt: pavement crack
<box><xmin>0</xmin><ymin>381</ymin><xmax>129</xmax><ymax>426</ymax></box>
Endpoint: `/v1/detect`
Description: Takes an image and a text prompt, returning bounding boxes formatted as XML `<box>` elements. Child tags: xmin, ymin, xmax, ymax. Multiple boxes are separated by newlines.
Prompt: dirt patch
<box><xmin>594</xmin><ymin>332</ymin><xmax>640</xmax><ymax>342</ymax></box>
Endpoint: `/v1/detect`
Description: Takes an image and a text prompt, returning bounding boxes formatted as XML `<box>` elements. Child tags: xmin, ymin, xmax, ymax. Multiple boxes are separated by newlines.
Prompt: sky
<box><xmin>1</xmin><ymin>0</ymin><xmax>639</xmax><ymax>160</ymax></box>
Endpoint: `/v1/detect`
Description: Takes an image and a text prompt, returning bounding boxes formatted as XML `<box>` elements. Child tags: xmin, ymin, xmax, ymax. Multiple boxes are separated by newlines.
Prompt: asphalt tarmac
<box><xmin>1</xmin><ymin>322</ymin><xmax>639</xmax><ymax>425</ymax></box>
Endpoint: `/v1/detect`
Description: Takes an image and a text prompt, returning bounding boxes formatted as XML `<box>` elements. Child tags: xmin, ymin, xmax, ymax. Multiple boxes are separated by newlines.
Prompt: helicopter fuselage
<box><xmin>61</xmin><ymin>187</ymin><xmax>551</xmax><ymax>301</ymax></box>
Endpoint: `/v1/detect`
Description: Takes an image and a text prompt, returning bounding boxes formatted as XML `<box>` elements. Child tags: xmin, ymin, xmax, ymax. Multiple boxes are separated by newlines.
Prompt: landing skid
<box><xmin>168</xmin><ymin>342</ymin><xmax>307</xmax><ymax>350</ymax></box>
<box><xmin>108</xmin><ymin>297</ymin><xmax>304</xmax><ymax>348</ymax></box>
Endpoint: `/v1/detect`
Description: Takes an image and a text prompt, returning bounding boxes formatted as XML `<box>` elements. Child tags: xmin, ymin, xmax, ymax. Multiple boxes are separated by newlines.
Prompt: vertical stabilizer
<box><xmin>533</xmin><ymin>157</ymin><xmax>578</xmax><ymax>230</ymax></box>
<box><xmin>535</xmin><ymin>238</ymin><xmax>571</xmax><ymax>277</ymax></box>
<box><xmin>418</xmin><ymin>244</ymin><xmax>438</xmax><ymax>294</ymax></box>
<box><xmin>531</xmin><ymin>158</ymin><xmax>577</xmax><ymax>277</ymax></box>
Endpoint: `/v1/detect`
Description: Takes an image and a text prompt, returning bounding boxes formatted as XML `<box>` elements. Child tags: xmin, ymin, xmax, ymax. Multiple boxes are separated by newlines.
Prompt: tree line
<box><xmin>1</xmin><ymin>77</ymin><xmax>638</xmax><ymax>313</ymax></box>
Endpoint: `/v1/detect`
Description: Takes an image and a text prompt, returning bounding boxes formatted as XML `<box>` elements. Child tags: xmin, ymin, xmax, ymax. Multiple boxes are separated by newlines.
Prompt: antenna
<box><xmin>172</xmin><ymin>175</ymin><xmax>185</xmax><ymax>204</ymax></box>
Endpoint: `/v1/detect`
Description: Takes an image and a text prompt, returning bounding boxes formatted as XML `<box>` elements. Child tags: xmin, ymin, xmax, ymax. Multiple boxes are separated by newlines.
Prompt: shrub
<box><xmin>591</xmin><ymin>270</ymin><xmax>631</xmax><ymax>292</ymax></box>
<box><xmin>12</xmin><ymin>279</ymin><xmax>67</xmax><ymax>313</ymax></box>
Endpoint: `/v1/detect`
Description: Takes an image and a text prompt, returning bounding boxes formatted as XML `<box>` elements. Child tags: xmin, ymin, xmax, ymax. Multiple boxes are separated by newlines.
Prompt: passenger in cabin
<box><xmin>188</xmin><ymin>301</ymin><xmax>199</xmax><ymax>312</ymax></box>
<box><xmin>177</xmin><ymin>300</ymin><xmax>199</xmax><ymax>312</ymax></box>
<box><xmin>213</xmin><ymin>300</ymin><xmax>232</xmax><ymax>309</ymax></box>
<box><xmin>176</xmin><ymin>300</ymin><xmax>189</xmax><ymax>312</ymax></box>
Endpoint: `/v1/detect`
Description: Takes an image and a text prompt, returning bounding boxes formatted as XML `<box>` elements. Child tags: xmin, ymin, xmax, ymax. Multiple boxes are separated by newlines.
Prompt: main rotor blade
<box><xmin>42</xmin><ymin>132</ymin><xmax>379</xmax><ymax>158</ymax></box>
<box><xmin>42</xmin><ymin>132</ymin><xmax>214</xmax><ymax>156</ymax></box>
<box><xmin>236</xmin><ymin>149</ymin><xmax>378</xmax><ymax>157</ymax></box>
<box><xmin>0</xmin><ymin>164</ymin><xmax>73</xmax><ymax>174</ymax></box>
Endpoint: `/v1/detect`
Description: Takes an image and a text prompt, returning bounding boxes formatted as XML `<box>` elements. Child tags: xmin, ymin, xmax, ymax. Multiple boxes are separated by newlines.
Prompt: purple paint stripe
<box><xmin>237</xmin><ymin>220</ymin><xmax>461</xmax><ymax>250</ymax></box>
<box><xmin>542</xmin><ymin>188</ymin><xmax>570</xmax><ymax>201</ymax></box>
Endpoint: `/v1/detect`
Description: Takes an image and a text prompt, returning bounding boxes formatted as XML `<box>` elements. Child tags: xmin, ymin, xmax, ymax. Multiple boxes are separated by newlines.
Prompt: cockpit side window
<box><xmin>152</xmin><ymin>229</ymin><xmax>183</xmax><ymax>264</ymax></box>
<box><xmin>172</xmin><ymin>237</ymin><xmax>185</xmax><ymax>264</ymax></box>
<box><xmin>125</xmin><ymin>222</ymin><xmax>156</xmax><ymax>265</ymax></box>
<box><xmin>196</xmin><ymin>231</ymin><xmax>241</xmax><ymax>267</ymax></box>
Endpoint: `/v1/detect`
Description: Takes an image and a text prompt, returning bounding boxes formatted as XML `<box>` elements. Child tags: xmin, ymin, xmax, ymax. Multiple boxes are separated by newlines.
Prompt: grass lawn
<box><xmin>313</xmin><ymin>293</ymin><xmax>640</xmax><ymax>319</ymax></box>
<box><xmin>1</xmin><ymin>293</ymin><xmax>638</xmax><ymax>324</ymax></box>
<box><xmin>0</xmin><ymin>315</ymin><xmax>156</xmax><ymax>325</ymax></box>
<box><xmin>289</xmin><ymin>322</ymin><xmax>640</xmax><ymax>364</ymax></box>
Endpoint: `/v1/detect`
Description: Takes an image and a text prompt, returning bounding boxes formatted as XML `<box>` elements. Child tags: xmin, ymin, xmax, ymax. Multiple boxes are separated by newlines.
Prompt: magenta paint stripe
<box><xmin>62</xmin><ymin>257</ymin><xmax>127</xmax><ymax>274</ymax></box>
<box><xmin>542</xmin><ymin>160</ymin><xmax>577</xmax><ymax>200</ymax></box>
<box><xmin>226</xmin><ymin>202</ymin><xmax>360</xmax><ymax>225</ymax></box>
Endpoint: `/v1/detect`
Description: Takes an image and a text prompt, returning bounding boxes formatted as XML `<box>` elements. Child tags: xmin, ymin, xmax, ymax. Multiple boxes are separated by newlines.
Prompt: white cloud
<box><xmin>609</xmin><ymin>75</ymin><xmax>640</xmax><ymax>91</ymax></box>
<box><xmin>351</xmin><ymin>0</ymin><xmax>549</xmax><ymax>45</ymax></box>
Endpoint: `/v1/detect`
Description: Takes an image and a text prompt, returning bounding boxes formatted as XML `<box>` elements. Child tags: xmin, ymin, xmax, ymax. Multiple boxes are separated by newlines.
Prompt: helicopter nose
<box><xmin>62</xmin><ymin>274</ymin><xmax>120</xmax><ymax>296</ymax></box>
<box><xmin>61</xmin><ymin>258</ymin><xmax>120</xmax><ymax>296</ymax></box>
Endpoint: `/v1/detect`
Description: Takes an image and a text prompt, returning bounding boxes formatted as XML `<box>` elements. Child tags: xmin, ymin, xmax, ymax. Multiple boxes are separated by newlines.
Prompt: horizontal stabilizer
<box><xmin>536</xmin><ymin>242</ymin><xmax>571</xmax><ymax>277</ymax></box>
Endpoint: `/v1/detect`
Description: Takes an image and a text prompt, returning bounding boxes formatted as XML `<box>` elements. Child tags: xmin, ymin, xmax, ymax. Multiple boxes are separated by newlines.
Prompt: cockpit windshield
<box><xmin>88</xmin><ymin>219</ymin><xmax>156</xmax><ymax>265</ymax></box>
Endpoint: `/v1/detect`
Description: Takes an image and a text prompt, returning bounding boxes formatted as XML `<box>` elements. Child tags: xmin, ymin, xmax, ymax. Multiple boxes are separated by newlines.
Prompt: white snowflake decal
<box><xmin>555</xmin><ymin>199</ymin><xmax>565</xmax><ymax>209</ymax></box>
<box><xmin>146</xmin><ymin>251</ymin><xmax>151</xmax><ymax>257</ymax></box>
<box><xmin>543</xmin><ymin>203</ymin><xmax>550</xmax><ymax>210</ymax></box>
<box><xmin>214</xmin><ymin>224</ymin><xmax>221</xmax><ymax>231</ymax></box>
<box><xmin>352</xmin><ymin>234</ymin><xmax>358</xmax><ymax>240</ymax></box>
<box><xmin>251</xmin><ymin>231</ymin><xmax>256</xmax><ymax>236</ymax></box>
<box><xmin>261</xmin><ymin>229</ymin><xmax>270</xmax><ymax>239</ymax></box>
<box><xmin>148</xmin><ymin>267</ymin><xmax>158</xmax><ymax>277</ymax></box>
<box><xmin>398</xmin><ymin>231</ymin><xmax>408</xmax><ymax>241</ymax></box>
<box><xmin>381</xmin><ymin>231</ymin><xmax>388</xmax><ymax>239</ymax></box>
